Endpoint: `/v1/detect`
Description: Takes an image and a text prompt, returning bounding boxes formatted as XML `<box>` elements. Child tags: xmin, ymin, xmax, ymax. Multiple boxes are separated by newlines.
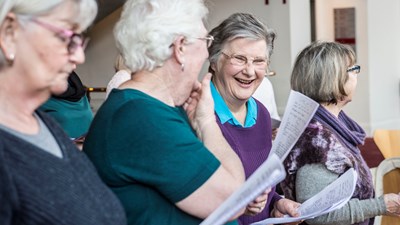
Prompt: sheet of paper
<box><xmin>200</xmin><ymin>154</ymin><xmax>285</xmax><ymax>225</ymax></box>
<box><xmin>251</xmin><ymin>168</ymin><xmax>357</xmax><ymax>225</ymax></box>
<box><xmin>270</xmin><ymin>90</ymin><xmax>319</xmax><ymax>160</ymax></box>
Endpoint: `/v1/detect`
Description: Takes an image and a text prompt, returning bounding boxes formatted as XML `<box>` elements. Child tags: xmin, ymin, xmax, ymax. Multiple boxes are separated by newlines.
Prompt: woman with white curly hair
<box><xmin>84</xmin><ymin>0</ymin><xmax>246</xmax><ymax>224</ymax></box>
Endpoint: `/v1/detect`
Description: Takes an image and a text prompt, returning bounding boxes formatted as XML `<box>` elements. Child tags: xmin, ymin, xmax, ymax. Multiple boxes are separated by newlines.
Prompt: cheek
<box><xmin>255</xmin><ymin>71</ymin><xmax>265</xmax><ymax>82</ymax></box>
<box><xmin>38</xmin><ymin>48</ymin><xmax>66</xmax><ymax>69</ymax></box>
<box><xmin>220</xmin><ymin>64</ymin><xmax>240</xmax><ymax>80</ymax></box>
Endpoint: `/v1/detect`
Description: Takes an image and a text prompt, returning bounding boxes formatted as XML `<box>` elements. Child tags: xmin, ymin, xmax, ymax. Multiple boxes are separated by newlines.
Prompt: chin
<box><xmin>50</xmin><ymin>82</ymin><xmax>69</xmax><ymax>96</ymax></box>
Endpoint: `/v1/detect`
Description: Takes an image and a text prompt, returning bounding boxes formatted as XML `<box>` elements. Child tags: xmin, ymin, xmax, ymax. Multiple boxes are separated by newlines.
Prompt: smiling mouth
<box><xmin>235</xmin><ymin>78</ymin><xmax>254</xmax><ymax>85</ymax></box>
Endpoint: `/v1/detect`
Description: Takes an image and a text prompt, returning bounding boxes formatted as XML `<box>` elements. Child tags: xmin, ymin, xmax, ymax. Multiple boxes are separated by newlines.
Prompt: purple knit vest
<box><xmin>216</xmin><ymin>100</ymin><xmax>281</xmax><ymax>225</ymax></box>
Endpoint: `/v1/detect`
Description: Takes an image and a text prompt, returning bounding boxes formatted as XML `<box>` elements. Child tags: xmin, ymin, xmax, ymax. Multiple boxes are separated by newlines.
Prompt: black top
<box><xmin>0</xmin><ymin>111</ymin><xmax>126</xmax><ymax>225</ymax></box>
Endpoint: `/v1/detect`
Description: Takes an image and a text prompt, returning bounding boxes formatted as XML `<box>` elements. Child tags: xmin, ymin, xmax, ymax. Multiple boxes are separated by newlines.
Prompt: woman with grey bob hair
<box><xmin>207</xmin><ymin>12</ymin><xmax>301</xmax><ymax>225</ymax></box>
<box><xmin>84</xmin><ymin>0</ymin><xmax>246</xmax><ymax>224</ymax></box>
<box><xmin>0</xmin><ymin>0</ymin><xmax>126</xmax><ymax>224</ymax></box>
<box><xmin>281</xmin><ymin>41</ymin><xmax>400</xmax><ymax>225</ymax></box>
<box><xmin>291</xmin><ymin>41</ymin><xmax>355</xmax><ymax>104</ymax></box>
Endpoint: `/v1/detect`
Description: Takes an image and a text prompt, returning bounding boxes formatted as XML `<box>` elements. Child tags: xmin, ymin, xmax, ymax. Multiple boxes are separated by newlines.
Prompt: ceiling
<box><xmin>95</xmin><ymin>0</ymin><xmax>126</xmax><ymax>24</ymax></box>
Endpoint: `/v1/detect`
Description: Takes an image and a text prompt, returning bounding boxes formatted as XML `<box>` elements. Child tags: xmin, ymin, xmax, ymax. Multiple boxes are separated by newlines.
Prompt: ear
<box><xmin>210</xmin><ymin>62</ymin><xmax>217</xmax><ymax>73</ymax></box>
<box><xmin>171</xmin><ymin>36</ymin><xmax>186</xmax><ymax>65</ymax></box>
<box><xmin>0</xmin><ymin>13</ymin><xmax>18</xmax><ymax>61</ymax></box>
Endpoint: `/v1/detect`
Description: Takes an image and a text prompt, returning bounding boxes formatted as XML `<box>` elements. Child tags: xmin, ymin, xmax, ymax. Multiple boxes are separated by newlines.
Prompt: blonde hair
<box><xmin>290</xmin><ymin>41</ymin><xmax>356</xmax><ymax>104</ymax></box>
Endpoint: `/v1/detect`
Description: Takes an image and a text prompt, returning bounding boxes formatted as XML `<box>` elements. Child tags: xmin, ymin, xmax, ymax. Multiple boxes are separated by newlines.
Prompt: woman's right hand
<box><xmin>244</xmin><ymin>188</ymin><xmax>271</xmax><ymax>216</ymax></box>
<box><xmin>183</xmin><ymin>73</ymin><xmax>216</xmax><ymax>139</ymax></box>
<box><xmin>383</xmin><ymin>193</ymin><xmax>400</xmax><ymax>216</ymax></box>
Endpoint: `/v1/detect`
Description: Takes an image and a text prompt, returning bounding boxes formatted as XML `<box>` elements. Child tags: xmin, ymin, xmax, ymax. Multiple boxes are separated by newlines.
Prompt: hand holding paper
<box><xmin>200</xmin><ymin>154</ymin><xmax>286</xmax><ymax>225</ymax></box>
<box><xmin>251</xmin><ymin>168</ymin><xmax>357</xmax><ymax>225</ymax></box>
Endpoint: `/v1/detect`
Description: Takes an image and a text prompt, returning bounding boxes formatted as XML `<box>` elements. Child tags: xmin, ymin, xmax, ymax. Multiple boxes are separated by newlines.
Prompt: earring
<box><xmin>7</xmin><ymin>53</ymin><xmax>14</xmax><ymax>65</ymax></box>
<box><xmin>181</xmin><ymin>63</ymin><xmax>185</xmax><ymax>72</ymax></box>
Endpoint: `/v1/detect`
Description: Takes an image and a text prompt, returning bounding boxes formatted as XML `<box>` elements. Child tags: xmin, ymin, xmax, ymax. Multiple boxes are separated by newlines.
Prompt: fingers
<box><xmin>275</xmin><ymin>199</ymin><xmax>301</xmax><ymax>217</ymax></box>
<box><xmin>286</xmin><ymin>202</ymin><xmax>301</xmax><ymax>217</ymax></box>
<box><xmin>246</xmin><ymin>191</ymin><xmax>269</xmax><ymax>216</ymax></box>
<box><xmin>273</xmin><ymin>207</ymin><xmax>285</xmax><ymax>218</ymax></box>
<box><xmin>252</xmin><ymin>189</ymin><xmax>270</xmax><ymax>203</ymax></box>
<box><xmin>201</xmin><ymin>72</ymin><xmax>212</xmax><ymax>85</ymax></box>
<box><xmin>384</xmin><ymin>193</ymin><xmax>400</xmax><ymax>216</ymax></box>
<box><xmin>245</xmin><ymin>204</ymin><xmax>265</xmax><ymax>216</ymax></box>
<box><xmin>199</xmin><ymin>73</ymin><xmax>212</xmax><ymax>94</ymax></box>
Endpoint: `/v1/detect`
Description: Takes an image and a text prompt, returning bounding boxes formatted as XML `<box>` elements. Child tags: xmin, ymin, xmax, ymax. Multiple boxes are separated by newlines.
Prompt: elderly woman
<box><xmin>208</xmin><ymin>13</ymin><xmax>300</xmax><ymax>225</ymax></box>
<box><xmin>0</xmin><ymin>0</ymin><xmax>126</xmax><ymax>224</ymax></box>
<box><xmin>281</xmin><ymin>41</ymin><xmax>400</xmax><ymax>225</ymax></box>
<box><xmin>83</xmin><ymin>0</ymin><xmax>245</xmax><ymax>224</ymax></box>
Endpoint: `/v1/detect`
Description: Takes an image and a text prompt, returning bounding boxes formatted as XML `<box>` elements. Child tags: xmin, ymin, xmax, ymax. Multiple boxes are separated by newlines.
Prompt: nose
<box><xmin>69</xmin><ymin>47</ymin><xmax>85</xmax><ymax>65</ymax></box>
<box><xmin>242</xmin><ymin>62</ymin><xmax>256</xmax><ymax>77</ymax></box>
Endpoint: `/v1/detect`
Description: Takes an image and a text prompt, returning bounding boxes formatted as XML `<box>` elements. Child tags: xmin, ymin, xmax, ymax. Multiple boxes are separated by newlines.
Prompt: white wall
<box><xmin>367</xmin><ymin>0</ymin><xmax>400</xmax><ymax>132</ymax></box>
<box><xmin>79</xmin><ymin>0</ymin><xmax>311</xmax><ymax>115</ymax></box>
<box><xmin>315</xmin><ymin>0</ymin><xmax>400</xmax><ymax>134</ymax></box>
<box><xmin>78</xmin><ymin>0</ymin><xmax>400</xmax><ymax>134</ymax></box>
<box><xmin>315</xmin><ymin>0</ymin><xmax>371</xmax><ymax>132</ymax></box>
<box><xmin>76</xmin><ymin>8</ymin><xmax>122</xmax><ymax>111</ymax></box>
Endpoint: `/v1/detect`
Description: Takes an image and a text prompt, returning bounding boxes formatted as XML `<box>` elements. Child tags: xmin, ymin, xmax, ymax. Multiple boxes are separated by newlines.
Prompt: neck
<box><xmin>321</xmin><ymin>102</ymin><xmax>343</xmax><ymax>117</ymax></box>
<box><xmin>0</xmin><ymin>88</ymin><xmax>44</xmax><ymax>134</ymax></box>
<box><xmin>0</xmin><ymin>70</ymin><xmax>50</xmax><ymax>133</ymax></box>
<box><xmin>127</xmin><ymin>69</ymin><xmax>175</xmax><ymax>106</ymax></box>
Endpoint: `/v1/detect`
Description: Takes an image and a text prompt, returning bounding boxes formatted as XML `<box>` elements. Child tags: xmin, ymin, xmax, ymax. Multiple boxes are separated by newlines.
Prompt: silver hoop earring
<box><xmin>181</xmin><ymin>63</ymin><xmax>185</xmax><ymax>72</ymax></box>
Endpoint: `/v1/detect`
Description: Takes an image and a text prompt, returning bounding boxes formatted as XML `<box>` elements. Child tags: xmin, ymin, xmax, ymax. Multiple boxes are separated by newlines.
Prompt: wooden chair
<box><xmin>373</xmin><ymin>129</ymin><xmax>400</xmax><ymax>159</ymax></box>
<box><xmin>374</xmin><ymin>157</ymin><xmax>400</xmax><ymax>225</ymax></box>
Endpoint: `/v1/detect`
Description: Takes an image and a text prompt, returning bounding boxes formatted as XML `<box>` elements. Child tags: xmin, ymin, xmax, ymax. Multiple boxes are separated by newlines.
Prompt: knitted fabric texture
<box><xmin>282</xmin><ymin>105</ymin><xmax>374</xmax><ymax>204</ymax></box>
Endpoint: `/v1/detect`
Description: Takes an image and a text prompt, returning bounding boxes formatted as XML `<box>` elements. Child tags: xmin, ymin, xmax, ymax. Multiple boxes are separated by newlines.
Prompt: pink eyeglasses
<box><xmin>30</xmin><ymin>18</ymin><xmax>89</xmax><ymax>54</ymax></box>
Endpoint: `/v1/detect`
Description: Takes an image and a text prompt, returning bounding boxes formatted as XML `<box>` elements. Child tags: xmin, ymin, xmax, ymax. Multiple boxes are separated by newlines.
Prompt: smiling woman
<box><xmin>0</xmin><ymin>0</ymin><xmax>126</xmax><ymax>224</ymax></box>
<box><xmin>207</xmin><ymin>12</ymin><xmax>301</xmax><ymax>225</ymax></box>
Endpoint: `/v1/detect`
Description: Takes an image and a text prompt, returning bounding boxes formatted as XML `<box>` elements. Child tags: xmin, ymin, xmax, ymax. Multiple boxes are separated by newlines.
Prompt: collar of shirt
<box><xmin>210</xmin><ymin>81</ymin><xmax>257</xmax><ymax>128</ymax></box>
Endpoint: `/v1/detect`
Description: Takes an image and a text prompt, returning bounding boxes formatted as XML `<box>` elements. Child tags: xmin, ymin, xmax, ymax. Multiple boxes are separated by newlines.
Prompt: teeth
<box><xmin>237</xmin><ymin>78</ymin><xmax>252</xmax><ymax>84</ymax></box>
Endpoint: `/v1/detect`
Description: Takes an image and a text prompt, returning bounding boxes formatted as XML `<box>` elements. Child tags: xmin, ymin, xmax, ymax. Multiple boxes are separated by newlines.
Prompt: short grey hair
<box><xmin>208</xmin><ymin>12</ymin><xmax>276</xmax><ymax>73</ymax></box>
<box><xmin>290</xmin><ymin>41</ymin><xmax>356</xmax><ymax>105</ymax></box>
<box><xmin>0</xmin><ymin>0</ymin><xmax>97</xmax><ymax>69</ymax></box>
<box><xmin>114</xmin><ymin>0</ymin><xmax>208</xmax><ymax>72</ymax></box>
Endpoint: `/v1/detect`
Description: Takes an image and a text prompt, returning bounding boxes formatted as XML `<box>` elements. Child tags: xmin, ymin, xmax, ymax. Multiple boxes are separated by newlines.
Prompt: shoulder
<box><xmin>107</xmin><ymin>71</ymin><xmax>131</xmax><ymax>88</ymax></box>
<box><xmin>114</xmin><ymin>94</ymin><xmax>186</xmax><ymax>125</ymax></box>
<box><xmin>286</xmin><ymin>119</ymin><xmax>351</xmax><ymax>174</ymax></box>
<box><xmin>254</xmin><ymin>98</ymin><xmax>269</xmax><ymax>116</ymax></box>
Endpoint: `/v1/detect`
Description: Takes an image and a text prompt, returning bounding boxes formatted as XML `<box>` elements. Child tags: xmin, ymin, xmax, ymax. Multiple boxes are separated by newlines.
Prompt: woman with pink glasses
<box><xmin>0</xmin><ymin>1</ymin><xmax>126</xmax><ymax>224</ymax></box>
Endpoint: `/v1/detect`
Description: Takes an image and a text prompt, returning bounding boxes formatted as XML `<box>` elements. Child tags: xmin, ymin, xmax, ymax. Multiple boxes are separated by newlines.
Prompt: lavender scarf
<box><xmin>314</xmin><ymin>105</ymin><xmax>366</xmax><ymax>154</ymax></box>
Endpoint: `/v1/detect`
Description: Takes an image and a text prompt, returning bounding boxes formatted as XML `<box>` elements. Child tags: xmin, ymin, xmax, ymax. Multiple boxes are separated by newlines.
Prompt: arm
<box><xmin>180</xmin><ymin>73</ymin><xmax>245</xmax><ymax>219</ymax></box>
<box><xmin>296</xmin><ymin>164</ymin><xmax>386</xmax><ymax>225</ymax></box>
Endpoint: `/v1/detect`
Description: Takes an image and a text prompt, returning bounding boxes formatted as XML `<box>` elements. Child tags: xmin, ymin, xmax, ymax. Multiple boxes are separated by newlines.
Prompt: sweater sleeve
<box><xmin>296</xmin><ymin>164</ymin><xmax>386</xmax><ymax>225</ymax></box>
